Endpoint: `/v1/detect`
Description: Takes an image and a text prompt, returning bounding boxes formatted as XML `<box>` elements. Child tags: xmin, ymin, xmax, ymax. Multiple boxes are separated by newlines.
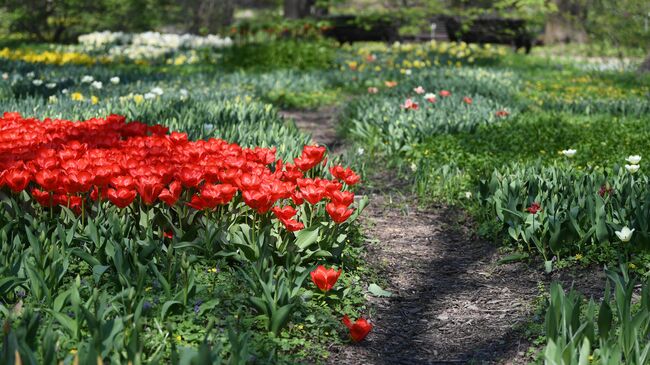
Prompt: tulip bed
<box><xmin>0</xmin><ymin>45</ymin><xmax>378</xmax><ymax>363</ymax></box>
<box><xmin>340</xmin><ymin>50</ymin><xmax>650</xmax><ymax>271</ymax></box>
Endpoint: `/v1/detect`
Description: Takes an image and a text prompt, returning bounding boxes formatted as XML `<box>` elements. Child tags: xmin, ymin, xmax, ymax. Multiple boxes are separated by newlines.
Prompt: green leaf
<box><xmin>368</xmin><ymin>283</ymin><xmax>392</xmax><ymax>297</ymax></box>
<box><xmin>295</xmin><ymin>225</ymin><xmax>320</xmax><ymax>250</ymax></box>
<box><xmin>497</xmin><ymin>252</ymin><xmax>529</xmax><ymax>265</ymax></box>
<box><xmin>161</xmin><ymin>300</ymin><xmax>182</xmax><ymax>320</ymax></box>
<box><xmin>92</xmin><ymin>265</ymin><xmax>109</xmax><ymax>285</ymax></box>
<box><xmin>270</xmin><ymin>303</ymin><xmax>295</xmax><ymax>335</ymax></box>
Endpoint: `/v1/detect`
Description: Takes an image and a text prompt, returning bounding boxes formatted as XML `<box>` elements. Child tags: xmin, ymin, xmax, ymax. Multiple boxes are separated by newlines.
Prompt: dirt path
<box><xmin>282</xmin><ymin>107</ymin><xmax>604</xmax><ymax>364</ymax></box>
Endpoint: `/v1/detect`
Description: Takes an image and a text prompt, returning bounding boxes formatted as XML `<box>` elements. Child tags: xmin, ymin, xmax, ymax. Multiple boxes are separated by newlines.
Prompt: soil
<box><xmin>282</xmin><ymin>107</ymin><xmax>606</xmax><ymax>365</ymax></box>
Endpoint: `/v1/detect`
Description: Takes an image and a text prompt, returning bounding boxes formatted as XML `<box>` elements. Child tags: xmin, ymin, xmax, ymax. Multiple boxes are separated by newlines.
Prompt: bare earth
<box><xmin>282</xmin><ymin>107</ymin><xmax>605</xmax><ymax>365</ymax></box>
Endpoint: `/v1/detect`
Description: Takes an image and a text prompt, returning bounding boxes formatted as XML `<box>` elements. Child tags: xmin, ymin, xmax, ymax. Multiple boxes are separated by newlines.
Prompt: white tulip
<box><xmin>91</xmin><ymin>81</ymin><xmax>103</xmax><ymax>89</ymax></box>
<box><xmin>2</xmin><ymin>73</ymin><xmax>8</xmax><ymax>80</ymax></box>
<box><xmin>26</xmin><ymin>72</ymin><xmax>35</xmax><ymax>79</ymax></box>
<box><xmin>32</xmin><ymin>79</ymin><xmax>43</xmax><ymax>86</ymax></box>
<box><xmin>561</xmin><ymin>149</ymin><xmax>577</xmax><ymax>158</ymax></box>
<box><xmin>144</xmin><ymin>92</ymin><xmax>156</xmax><ymax>100</ymax></box>
<box><xmin>357</xmin><ymin>147</ymin><xmax>365</xmax><ymax>156</ymax></box>
<box><xmin>45</xmin><ymin>83</ymin><xmax>57</xmax><ymax>89</ymax></box>
<box><xmin>150</xmin><ymin>87</ymin><xmax>164</xmax><ymax>95</ymax></box>
<box><xmin>626</xmin><ymin>155</ymin><xmax>641</xmax><ymax>164</ymax></box>
<box><xmin>625</xmin><ymin>164</ymin><xmax>640</xmax><ymax>174</ymax></box>
<box><xmin>81</xmin><ymin>75</ymin><xmax>94</xmax><ymax>83</ymax></box>
<box><xmin>110</xmin><ymin>76</ymin><xmax>120</xmax><ymax>84</ymax></box>
<box><xmin>465</xmin><ymin>191</ymin><xmax>472</xmax><ymax>199</ymax></box>
<box><xmin>615</xmin><ymin>226</ymin><xmax>634</xmax><ymax>242</ymax></box>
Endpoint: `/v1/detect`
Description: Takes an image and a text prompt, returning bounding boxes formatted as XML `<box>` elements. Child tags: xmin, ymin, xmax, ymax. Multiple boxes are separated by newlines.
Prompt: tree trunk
<box><xmin>543</xmin><ymin>0</ymin><xmax>588</xmax><ymax>44</ymax></box>
<box><xmin>283</xmin><ymin>0</ymin><xmax>313</xmax><ymax>19</ymax></box>
<box><xmin>640</xmin><ymin>53</ymin><xmax>650</xmax><ymax>73</ymax></box>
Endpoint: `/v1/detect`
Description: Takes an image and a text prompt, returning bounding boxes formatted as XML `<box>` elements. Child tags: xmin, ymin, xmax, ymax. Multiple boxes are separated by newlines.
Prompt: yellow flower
<box><xmin>175</xmin><ymin>335</ymin><xmax>182</xmax><ymax>342</ymax></box>
<box><xmin>209</xmin><ymin>267</ymin><xmax>217</xmax><ymax>273</ymax></box>
<box><xmin>71</xmin><ymin>92</ymin><xmax>84</xmax><ymax>101</ymax></box>
<box><xmin>91</xmin><ymin>96</ymin><xmax>99</xmax><ymax>105</ymax></box>
<box><xmin>629</xmin><ymin>263</ymin><xmax>637</xmax><ymax>270</ymax></box>
<box><xmin>575</xmin><ymin>253</ymin><xmax>583</xmax><ymax>261</ymax></box>
<box><xmin>133</xmin><ymin>94</ymin><xmax>144</xmax><ymax>104</ymax></box>
<box><xmin>70</xmin><ymin>349</ymin><xmax>78</xmax><ymax>354</ymax></box>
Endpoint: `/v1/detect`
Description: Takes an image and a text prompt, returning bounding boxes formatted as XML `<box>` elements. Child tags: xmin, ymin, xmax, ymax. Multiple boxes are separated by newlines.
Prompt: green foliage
<box><xmin>219</xmin><ymin>40</ymin><xmax>338</xmax><ymax>71</ymax></box>
<box><xmin>544</xmin><ymin>267</ymin><xmax>650</xmax><ymax>364</ymax></box>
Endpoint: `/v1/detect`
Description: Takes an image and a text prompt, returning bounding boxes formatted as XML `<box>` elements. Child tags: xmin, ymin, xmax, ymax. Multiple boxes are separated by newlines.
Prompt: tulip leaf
<box><xmin>368</xmin><ymin>283</ymin><xmax>392</xmax><ymax>297</ymax></box>
<box><xmin>295</xmin><ymin>226</ymin><xmax>320</xmax><ymax>250</ymax></box>
<box><xmin>161</xmin><ymin>300</ymin><xmax>182</xmax><ymax>320</ymax></box>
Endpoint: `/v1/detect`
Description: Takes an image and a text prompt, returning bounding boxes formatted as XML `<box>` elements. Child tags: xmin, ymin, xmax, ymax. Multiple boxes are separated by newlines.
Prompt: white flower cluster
<box><xmin>78</xmin><ymin>31</ymin><xmax>233</xmax><ymax>61</ymax></box>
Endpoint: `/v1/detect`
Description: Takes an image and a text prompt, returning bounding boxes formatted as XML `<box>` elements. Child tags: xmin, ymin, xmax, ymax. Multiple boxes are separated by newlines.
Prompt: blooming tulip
<box><xmin>626</xmin><ymin>155</ymin><xmax>641</xmax><ymax>164</ymax></box>
<box><xmin>526</xmin><ymin>202</ymin><xmax>542</xmax><ymax>214</ymax></box>
<box><xmin>625</xmin><ymin>164</ymin><xmax>640</xmax><ymax>174</ymax></box>
<box><xmin>326</xmin><ymin>202</ymin><xmax>354</xmax><ymax>223</ymax></box>
<box><xmin>413</xmin><ymin>86</ymin><xmax>425</xmax><ymax>94</ymax></box>
<box><xmin>439</xmin><ymin>90</ymin><xmax>451</xmax><ymax>97</ymax></box>
<box><xmin>342</xmin><ymin>315</ymin><xmax>373</xmax><ymax>342</ymax></box>
<box><xmin>424</xmin><ymin>93</ymin><xmax>436</xmax><ymax>103</ymax></box>
<box><xmin>367</xmin><ymin>87</ymin><xmax>378</xmax><ymax>94</ymax></box>
<box><xmin>401</xmin><ymin>98</ymin><xmax>418</xmax><ymax>110</ymax></box>
<box><xmin>310</xmin><ymin>265</ymin><xmax>341</xmax><ymax>292</ymax></box>
<box><xmin>561</xmin><ymin>149</ymin><xmax>577</xmax><ymax>158</ymax></box>
<box><xmin>615</xmin><ymin>226</ymin><xmax>634</xmax><ymax>242</ymax></box>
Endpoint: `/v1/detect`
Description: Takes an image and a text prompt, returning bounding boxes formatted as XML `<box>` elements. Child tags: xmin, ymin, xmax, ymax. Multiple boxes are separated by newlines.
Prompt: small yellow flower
<box><xmin>71</xmin><ymin>92</ymin><xmax>84</xmax><ymax>101</ymax></box>
<box><xmin>175</xmin><ymin>335</ymin><xmax>182</xmax><ymax>342</ymax></box>
<box><xmin>91</xmin><ymin>95</ymin><xmax>99</xmax><ymax>105</ymax></box>
<box><xmin>133</xmin><ymin>94</ymin><xmax>144</xmax><ymax>104</ymax></box>
<box><xmin>145</xmin><ymin>287</ymin><xmax>152</xmax><ymax>292</ymax></box>
<box><xmin>209</xmin><ymin>267</ymin><xmax>217</xmax><ymax>273</ymax></box>
<box><xmin>70</xmin><ymin>349</ymin><xmax>78</xmax><ymax>354</ymax></box>
<box><xmin>575</xmin><ymin>254</ymin><xmax>583</xmax><ymax>261</ymax></box>
<box><xmin>629</xmin><ymin>263</ymin><xmax>637</xmax><ymax>270</ymax></box>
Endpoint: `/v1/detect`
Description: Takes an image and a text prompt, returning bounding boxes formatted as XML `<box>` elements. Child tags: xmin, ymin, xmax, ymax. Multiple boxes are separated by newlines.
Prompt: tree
<box><xmin>181</xmin><ymin>0</ymin><xmax>235</xmax><ymax>34</ymax></box>
<box><xmin>283</xmin><ymin>0</ymin><xmax>314</xmax><ymax>18</ymax></box>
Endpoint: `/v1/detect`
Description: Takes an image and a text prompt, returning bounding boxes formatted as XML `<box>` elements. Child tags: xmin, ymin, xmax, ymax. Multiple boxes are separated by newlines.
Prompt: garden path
<box><xmin>281</xmin><ymin>108</ymin><xmax>603</xmax><ymax>364</ymax></box>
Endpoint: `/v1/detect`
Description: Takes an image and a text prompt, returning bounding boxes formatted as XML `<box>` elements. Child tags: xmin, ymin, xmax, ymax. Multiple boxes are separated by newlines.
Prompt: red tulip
<box><xmin>330</xmin><ymin>165</ymin><xmax>361</xmax><ymax>186</ymax></box>
<box><xmin>326</xmin><ymin>202</ymin><xmax>354</xmax><ymax>224</ymax></box>
<box><xmin>4</xmin><ymin>167</ymin><xmax>31</xmax><ymax>193</ymax></box>
<box><xmin>135</xmin><ymin>176</ymin><xmax>164</xmax><ymax>205</ymax></box>
<box><xmin>158</xmin><ymin>181</ymin><xmax>182</xmax><ymax>206</ymax></box>
<box><xmin>35</xmin><ymin>169</ymin><xmax>61</xmax><ymax>192</ymax></box>
<box><xmin>439</xmin><ymin>90</ymin><xmax>451</xmax><ymax>97</ymax></box>
<box><xmin>526</xmin><ymin>202</ymin><xmax>542</xmax><ymax>214</ymax></box>
<box><xmin>328</xmin><ymin>190</ymin><xmax>354</xmax><ymax>206</ymax></box>
<box><xmin>342</xmin><ymin>315</ymin><xmax>373</xmax><ymax>342</ymax></box>
<box><xmin>463</xmin><ymin>96</ymin><xmax>473</xmax><ymax>104</ymax></box>
<box><xmin>272</xmin><ymin>205</ymin><xmax>298</xmax><ymax>221</ymax></box>
<box><xmin>310</xmin><ymin>265</ymin><xmax>341</xmax><ymax>292</ymax></box>
<box><xmin>300</xmin><ymin>184</ymin><xmax>325</xmax><ymax>205</ymax></box>
<box><xmin>107</xmin><ymin>188</ymin><xmax>137</xmax><ymax>208</ymax></box>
